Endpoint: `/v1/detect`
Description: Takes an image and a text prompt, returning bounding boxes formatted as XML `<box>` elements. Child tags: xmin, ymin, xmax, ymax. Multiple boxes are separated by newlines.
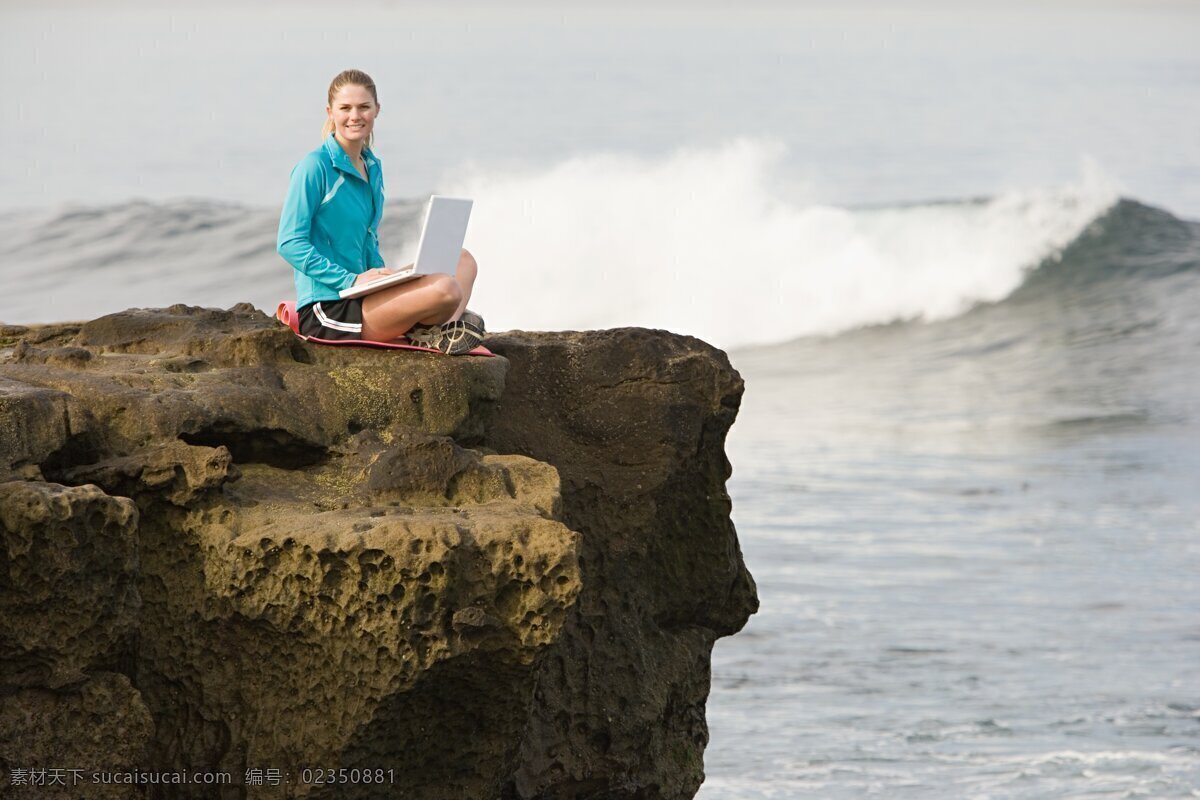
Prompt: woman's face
<box><xmin>327</xmin><ymin>84</ymin><xmax>379</xmax><ymax>147</ymax></box>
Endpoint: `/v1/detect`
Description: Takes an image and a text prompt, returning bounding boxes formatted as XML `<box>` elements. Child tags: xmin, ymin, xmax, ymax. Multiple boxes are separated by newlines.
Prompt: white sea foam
<box><xmin>441</xmin><ymin>141</ymin><xmax>1120</xmax><ymax>349</ymax></box>
<box><xmin>0</xmin><ymin>142</ymin><xmax>1120</xmax><ymax>340</ymax></box>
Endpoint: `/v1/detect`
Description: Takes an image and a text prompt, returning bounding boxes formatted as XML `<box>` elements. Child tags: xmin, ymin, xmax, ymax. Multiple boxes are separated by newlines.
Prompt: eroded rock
<box><xmin>0</xmin><ymin>305</ymin><xmax>755</xmax><ymax>799</ymax></box>
<box><xmin>0</xmin><ymin>672</ymin><xmax>153</xmax><ymax>800</ymax></box>
<box><xmin>60</xmin><ymin>440</ymin><xmax>235</xmax><ymax>506</ymax></box>
<box><xmin>0</xmin><ymin>481</ymin><xmax>139</xmax><ymax>691</ymax></box>
<box><xmin>482</xmin><ymin>329</ymin><xmax>759</xmax><ymax>798</ymax></box>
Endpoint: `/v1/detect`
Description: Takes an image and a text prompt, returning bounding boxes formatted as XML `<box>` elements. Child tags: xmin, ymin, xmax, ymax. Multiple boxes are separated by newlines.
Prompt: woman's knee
<box><xmin>458</xmin><ymin>248</ymin><xmax>478</xmax><ymax>279</ymax></box>
<box><xmin>431</xmin><ymin>274</ymin><xmax>463</xmax><ymax>310</ymax></box>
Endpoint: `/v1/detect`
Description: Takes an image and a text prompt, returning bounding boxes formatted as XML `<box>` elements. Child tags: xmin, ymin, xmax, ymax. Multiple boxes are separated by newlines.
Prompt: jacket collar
<box><xmin>324</xmin><ymin>133</ymin><xmax>377</xmax><ymax>181</ymax></box>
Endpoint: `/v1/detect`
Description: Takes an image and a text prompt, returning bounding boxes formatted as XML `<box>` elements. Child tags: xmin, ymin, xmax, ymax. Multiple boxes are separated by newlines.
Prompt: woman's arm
<box><xmin>276</xmin><ymin>154</ymin><xmax>359</xmax><ymax>292</ymax></box>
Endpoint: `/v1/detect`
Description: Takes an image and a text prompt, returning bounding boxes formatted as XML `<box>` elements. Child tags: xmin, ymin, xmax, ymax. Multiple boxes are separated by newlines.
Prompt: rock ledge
<box><xmin>0</xmin><ymin>305</ymin><xmax>757</xmax><ymax>799</ymax></box>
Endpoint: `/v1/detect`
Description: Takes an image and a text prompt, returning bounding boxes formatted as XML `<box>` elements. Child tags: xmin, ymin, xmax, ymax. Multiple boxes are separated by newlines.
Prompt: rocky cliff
<box><xmin>0</xmin><ymin>305</ymin><xmax>758</xmax><ymax>799</ymax></box>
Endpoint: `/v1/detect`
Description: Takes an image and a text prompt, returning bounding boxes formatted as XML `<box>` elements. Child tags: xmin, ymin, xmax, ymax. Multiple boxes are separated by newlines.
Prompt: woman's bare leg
<box><xmin>450</xmin><ymin>249</ymin><xmax>478</xmax><ymax>321</ymax></box>
<box><xmin>361</xmin><ymin>273</ymin><xmax>462</xmax><ymax>342</ymax></box>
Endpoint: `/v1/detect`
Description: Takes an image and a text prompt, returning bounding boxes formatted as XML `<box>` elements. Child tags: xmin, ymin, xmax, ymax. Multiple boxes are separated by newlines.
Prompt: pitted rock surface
<box><xmin>0</xmin><ymin>305</ymin><xmax>756</xmax><ymax>799</ymax></box>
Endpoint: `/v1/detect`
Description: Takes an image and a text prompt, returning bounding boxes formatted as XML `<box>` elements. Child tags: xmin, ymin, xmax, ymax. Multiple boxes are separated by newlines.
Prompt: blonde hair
<box><xmin>321</xmin><ymin>69</ymin><xmax>378</xmax><ymax>151</ymax></box>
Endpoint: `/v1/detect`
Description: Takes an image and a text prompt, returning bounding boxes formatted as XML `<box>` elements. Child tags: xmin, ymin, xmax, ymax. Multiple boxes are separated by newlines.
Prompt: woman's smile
<box><xmin>327</xmin><ymin>83</ymin><xmax>379</xmax><ymax>147</ymax></box>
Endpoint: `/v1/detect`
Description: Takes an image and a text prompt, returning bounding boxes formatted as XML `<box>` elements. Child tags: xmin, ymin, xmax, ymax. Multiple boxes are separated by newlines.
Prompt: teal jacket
<box><xmin>277</xmin><ymin>133</ymin><xmax>386</xmax><ymax>308</ymax></box>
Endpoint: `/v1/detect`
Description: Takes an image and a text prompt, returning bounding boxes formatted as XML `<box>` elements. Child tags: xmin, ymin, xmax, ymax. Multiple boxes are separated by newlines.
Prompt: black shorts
<box><xmin>297</xmin><ymin>299</ymin><xmax>365</xmax><ymax>340</ymax></box>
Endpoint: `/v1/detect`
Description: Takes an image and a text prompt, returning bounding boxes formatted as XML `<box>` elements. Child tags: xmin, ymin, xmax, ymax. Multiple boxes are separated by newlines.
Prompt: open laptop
<box><xmin>339</xmin><ymin>195</ymin><xmax>473</xmax><ymax>300</ymax></box>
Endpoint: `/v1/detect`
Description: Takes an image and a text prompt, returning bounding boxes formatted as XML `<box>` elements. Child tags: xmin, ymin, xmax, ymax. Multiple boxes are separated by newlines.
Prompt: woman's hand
<box><xmin>354</xmin><ymin>267</ymin><xmax>395</xmax><ymax>285</ymax></box>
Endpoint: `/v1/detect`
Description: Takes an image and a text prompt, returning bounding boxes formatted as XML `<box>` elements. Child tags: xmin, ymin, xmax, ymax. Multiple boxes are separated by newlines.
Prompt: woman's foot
<box><xmin>407</xmin><ymin>310</ymin><xmax>485</xmax><ymax>355</ymax></box>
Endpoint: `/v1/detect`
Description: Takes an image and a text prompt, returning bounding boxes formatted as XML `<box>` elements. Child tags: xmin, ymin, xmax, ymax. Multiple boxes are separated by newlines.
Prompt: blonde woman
<box><xmin>277</xmin><ymin>69</ymin><xmax>484</xmax><ymax>354</ymax></box>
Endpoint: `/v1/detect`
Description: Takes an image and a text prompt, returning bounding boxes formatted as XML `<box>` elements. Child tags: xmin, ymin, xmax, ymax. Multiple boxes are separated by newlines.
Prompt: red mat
<box><xmin>275</xmin><ymin>301</ymin><xmax>493</xmax><ymax>356</ymax></box>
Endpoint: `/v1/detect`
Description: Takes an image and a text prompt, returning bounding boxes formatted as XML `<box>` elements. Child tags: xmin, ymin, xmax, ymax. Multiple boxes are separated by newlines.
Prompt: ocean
<box><xmin>2</xmin><ymin>3</ymin><xmax>1198</xmax><ymax>797</ymax></box>
<box><xmin>704</xmin><ymin>199</ymin><xmax>1200</xmax><ymax>798</ymax></box>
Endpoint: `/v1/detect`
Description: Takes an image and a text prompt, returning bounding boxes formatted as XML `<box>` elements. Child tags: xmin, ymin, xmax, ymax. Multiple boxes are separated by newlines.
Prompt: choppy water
<box><xmin>702</xmin><ymin>201</ymin><xmax>1200</xmax><ymax>798</ymax></box>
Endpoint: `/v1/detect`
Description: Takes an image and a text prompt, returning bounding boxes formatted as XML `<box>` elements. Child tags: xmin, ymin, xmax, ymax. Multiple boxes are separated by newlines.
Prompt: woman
<box><xmin>277</xmin><ymin>69</ymin><xmax>484</xmax><ymax>354</ymax></box>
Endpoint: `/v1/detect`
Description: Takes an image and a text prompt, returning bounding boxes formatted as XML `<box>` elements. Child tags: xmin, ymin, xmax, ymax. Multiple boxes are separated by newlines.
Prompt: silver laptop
<box><xmin>339</xmin><ymin>195</ymin><xmax>473</xmax><ymax>299</ymax></box>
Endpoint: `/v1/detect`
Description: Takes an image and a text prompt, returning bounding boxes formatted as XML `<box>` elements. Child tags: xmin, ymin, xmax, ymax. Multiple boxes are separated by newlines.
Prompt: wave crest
<box><xmin>444</xmin><ymin>142</ymin><xmax>1120</xmax><ymax>348</ymax></box>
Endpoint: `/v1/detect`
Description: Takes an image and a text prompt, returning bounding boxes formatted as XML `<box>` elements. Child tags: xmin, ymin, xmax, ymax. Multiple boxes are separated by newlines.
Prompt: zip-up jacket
<box><xmin>277</xmin><ymin>133</ymin><xmax>386</xmax><ymax>308</ymax></box>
